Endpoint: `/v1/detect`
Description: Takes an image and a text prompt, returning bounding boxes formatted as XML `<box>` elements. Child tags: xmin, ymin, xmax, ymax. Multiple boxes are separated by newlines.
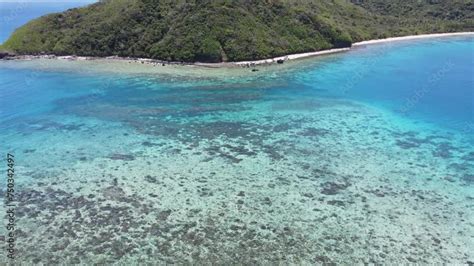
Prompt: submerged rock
<box><xmin>462</xmin><ymin>174</ymin><xmax>474</xmax><ymax>184</ymax></box>
<box><xmin>102</xmin><ymin>186</ymin><xmax>126</xmax><ymax>201</ymax></box>
<box><xmin>145</xmin><ymin>175</ymin><xmax>158</xmax><ymax>183</ymax></box>
<box><xmin>320</xmin><ymin>180</ymin><xmax>351</xmax><ymax>195</ymax></box>
<box><xmin>107</xmin><ymin>154</ymin><xmax>135</xmax><ymax>161</ymax></box>
<box><xmin>0</xmin><ymin>51</ymin><xmax>15</xmax><ymax>59</ymax></box>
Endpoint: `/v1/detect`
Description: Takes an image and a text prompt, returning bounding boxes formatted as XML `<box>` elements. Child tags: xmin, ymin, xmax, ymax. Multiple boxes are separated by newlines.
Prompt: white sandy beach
<box><xmin>352</xmin><ymin>32</ymin><xmax>474</xmax><ymax>47</ymax></box>
<box><xmin>202</xmin><ymin>32</ymin><xmax>474</xmax><ymax>67</ymax></box>
<box><xmin>195</xmin><ymin>47</ymin><xmax>351</xmax><ymax>68</ymax></box>
<box><xmin>230</xmin><ymin>32</ymin><xmax>474</xmax><ymax>66</ymax></box>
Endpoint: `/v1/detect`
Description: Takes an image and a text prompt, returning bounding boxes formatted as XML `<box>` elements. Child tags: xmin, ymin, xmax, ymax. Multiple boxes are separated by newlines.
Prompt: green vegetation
<box><xmin>350</xmin><ymin>0</ymin><xmax>474</xmax><ymax>35</ymax></box>
<box><xmin>1</xmin><ymin>0</ymin><xmax>473</xmax><ymax>62</ymax></box>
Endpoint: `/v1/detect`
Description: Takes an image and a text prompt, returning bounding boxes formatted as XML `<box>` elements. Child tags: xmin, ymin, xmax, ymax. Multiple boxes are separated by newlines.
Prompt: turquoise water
<box><xmin>296</xmin><ymin>39</ymin><xmax>474</xmax><ymax>126</ymax></box>
<box><xmin>0</xmin><ymin>4</ymin><xmax>473</xmax><ymax>262</ymax></box>
<box><xmin>0</xmin><ymin>36</ymin><xmax>472</xmax><ymax>264</ymax></box>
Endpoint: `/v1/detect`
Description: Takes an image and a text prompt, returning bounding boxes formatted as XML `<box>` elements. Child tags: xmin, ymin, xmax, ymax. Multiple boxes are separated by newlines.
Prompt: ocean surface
<box><xmin>1</xmin><ymin>3</ymin><xmax>474</xmax><ymax>264</ymax></box>
<box><xmin>0</xmin><ymin>1</ymin><xmax>97</xmax><ymax>43</ymax></box>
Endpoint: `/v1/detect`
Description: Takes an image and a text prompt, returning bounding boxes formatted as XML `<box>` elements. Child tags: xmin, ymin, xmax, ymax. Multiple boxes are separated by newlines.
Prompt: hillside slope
<box><xmin>1</xmin><ymin>0</ymin><xmax>473</xmax><ymax>62</ymax></box>
<box><xmin>350</xmin><ymin>0</ymin><xmax>474</xmax><ymax>33</ymax></box>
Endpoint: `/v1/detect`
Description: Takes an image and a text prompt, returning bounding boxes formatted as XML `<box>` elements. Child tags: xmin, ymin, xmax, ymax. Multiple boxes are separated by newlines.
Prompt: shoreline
<box><xmin>1</xmin><ymin>32</ymin><xmax>473</xmax><ymax>69</ymax></box>
<box><xmin>196</xmin><ymin>47</ymin><xmax>351</xmax><ymax>68</ymax></box>
<box><xmin>351</xmin><ymin>32</ymin><xmax>474</xmax><ymax>47</ymax></box>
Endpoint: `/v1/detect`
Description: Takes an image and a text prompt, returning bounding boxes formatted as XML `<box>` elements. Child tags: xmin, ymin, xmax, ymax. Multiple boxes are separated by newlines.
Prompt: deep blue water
<box><xmin>0</xmin><ymin>1</ymin><xmax>97</xmax><ymax>43</ymax></box>
<box><xmin>294</xmin><ymin>38</ymin><xmax>474</xmax><ymax>130</ymax></box>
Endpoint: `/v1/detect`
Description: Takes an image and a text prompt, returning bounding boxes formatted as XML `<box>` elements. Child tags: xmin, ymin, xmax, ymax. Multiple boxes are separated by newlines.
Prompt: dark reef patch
<box><xmin>142</xmin><ymin>141</ymin><xmax>162</xmax><ymax>147</ymax></box>
<box><xmin>107</xmin><ymin>154</ymin><xmax>135</xmax><ymax>161</ymax></box>
<box><xmin>145</xmin><ymin>175</ymin><xmax>159</xmax><ymax>184</ymax></box>
<box><xmin>461</xmin><ymin>151</ymin><xmax>474</xmax><ymax>162</ymax></box>
<box><xmin>396</xmin><ymin>139</ymin><xmax>421</xmax><ymax>149</ymax></box>
<box><xmin>432</xmin><ymin>142</ymin><xmax>455</xmax><ymax>158</ymax></box>
<box><xmin>326</xmin><ymin>199</ymin><xmax>350</xmax><ymax>207</ymax></box>
<box><xmin>320</xmin><ymin>180</ymin><xmax>351</xmax><ymax>195</ymax></box>
<box><xmin>14</xmin><ymin>184</ymin><xmax>326</xmax><ymax>264</ymax></box>
<box><xmin>14</xmin><ymin>119</ymin><xmax>85</xmax><ymax>134</ymax></box>
<box><xmin>461</xmin><ymin>174</ymin><xmax>474</xmax><ymax>184</ymax></box>
<box><xmin>299</xmin><ymin>127</ymin><xmax>331</xmax><ymax>138</ymax></box>
<box><xmin>204</xmin><ymin>143</ymin><xmax>257</xmax><ymax>163</ymax></box>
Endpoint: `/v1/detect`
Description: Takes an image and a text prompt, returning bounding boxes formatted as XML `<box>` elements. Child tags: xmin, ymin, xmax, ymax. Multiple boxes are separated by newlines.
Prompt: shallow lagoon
<box><xmin>0</xmin><ymin>37</ymin><xmax>473</xmax><ymax>264</ymax></box>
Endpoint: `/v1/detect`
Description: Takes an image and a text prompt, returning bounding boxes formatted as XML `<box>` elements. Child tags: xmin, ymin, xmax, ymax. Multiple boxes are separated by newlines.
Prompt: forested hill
<box><xmin>350</xmin><ymin>0</ymin><xmax>474</xmax><ymax>21</ymax></box>
<box><xmin>1</xmin><ymin>0</ymin><xmax>473</xmax><ymax>63</ymax></box>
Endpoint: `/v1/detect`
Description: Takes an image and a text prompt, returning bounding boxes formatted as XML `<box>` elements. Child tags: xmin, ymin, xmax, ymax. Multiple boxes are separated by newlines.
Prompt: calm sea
<box><xmin>0</xmin><ymin>2</ymin><xmax>473</xmax><ymax>264</ymax></box>
<box><xmin>0</xmin><ymin>1</ymin><xmax>96</xmax><ymax>43</ymax></box>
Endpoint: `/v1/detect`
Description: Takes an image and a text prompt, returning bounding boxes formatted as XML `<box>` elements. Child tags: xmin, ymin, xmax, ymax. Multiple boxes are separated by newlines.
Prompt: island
<box><xmin>1</xmin><ymin>0</ymin><xmax>473</xmax><ymax>63</ymax></box>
